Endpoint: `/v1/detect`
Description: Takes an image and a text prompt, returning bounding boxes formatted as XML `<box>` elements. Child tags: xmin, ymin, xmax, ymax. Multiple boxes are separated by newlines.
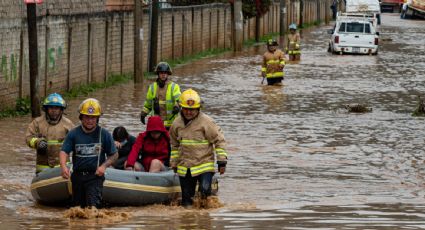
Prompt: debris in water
<box><xmin>344</xmin><ymin>104</ymin><xmax>372</xmax><ymax>113</ymax></box>
<box><xmin>412</xmin><ymin>96</ymin><xmax>425</xmax><ymax>116</ymax></box>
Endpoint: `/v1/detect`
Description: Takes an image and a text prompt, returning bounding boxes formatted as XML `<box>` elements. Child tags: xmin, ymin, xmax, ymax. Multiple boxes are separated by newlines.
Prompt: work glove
<box><xmin>172</xmin><ymin>105</ymin><xmax>180</xmax><ymax>115</ymax></box>
<box><xmin>140</xmin><ymin>111</ymin><xmax>147</xmax><ymax>125</ymax></box>
<box><xmin>37</xmin><ymin>139</ymin><xmax>48</xmax><ymax>151</ymax></box>
<box><xmin>217</xmin><ymin>161</ymin><xmax>227</xmax><ymax>175</ymax></box>
<box><xmin>153</xmin><ymin>98</ymin><xmax>160</xmax><ymax>115</ymax></box>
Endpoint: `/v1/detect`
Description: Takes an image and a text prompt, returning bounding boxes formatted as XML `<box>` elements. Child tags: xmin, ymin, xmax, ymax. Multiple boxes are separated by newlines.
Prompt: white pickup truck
<box><xmin>328</xmin><ymin>15</ymin><xmax>379</xmax><ymax>55</ymax></box>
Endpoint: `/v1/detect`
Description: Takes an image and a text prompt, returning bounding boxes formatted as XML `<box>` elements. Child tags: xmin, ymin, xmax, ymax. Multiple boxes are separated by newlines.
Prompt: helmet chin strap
<box><xmin>157</xmin><ymin>78</ymin><xmax>167</xmax><ymax>88</ymax></box>
<box><xmin>46</xmin><ymin>110</ymin><xmax>63</xmax><ymax>125</ymax></box>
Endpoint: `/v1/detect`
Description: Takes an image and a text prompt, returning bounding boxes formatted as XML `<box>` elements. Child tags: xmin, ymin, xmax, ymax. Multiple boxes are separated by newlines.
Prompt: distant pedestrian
<box><xmin>331</xmin><ymin>0</ymin><xmax>338</xmax><ymax>20</ymax></box>
<box><xmin>261</xmin><ymin>38</ymin><xmax>286</xmax><ymax>86</ymax></box>
<box><xmin>286</xmin><ymin>23</ymin><xmax>301</xmax><ymax>61</ymax></box>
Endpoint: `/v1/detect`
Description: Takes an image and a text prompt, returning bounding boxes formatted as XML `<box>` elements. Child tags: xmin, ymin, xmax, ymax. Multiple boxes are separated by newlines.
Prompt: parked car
<box><xmin>328</xmin><ymin>16</ymin><xmax>379</xmax><ymax>55</ymax></box>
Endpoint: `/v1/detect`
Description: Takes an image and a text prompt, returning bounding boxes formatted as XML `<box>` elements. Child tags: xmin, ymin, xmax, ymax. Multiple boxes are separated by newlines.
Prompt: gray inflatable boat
<box><xmin>30</xmin><ymin>167</ymin><xmax>218</xmax><ymax>206</ymax></box>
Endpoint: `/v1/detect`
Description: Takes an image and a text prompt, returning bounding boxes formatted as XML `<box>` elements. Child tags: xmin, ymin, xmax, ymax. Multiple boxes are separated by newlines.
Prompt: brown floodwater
<box><xmin>1</xmin><ymin>14</ymin><xmax>425</xmax><ymax>229</ymax></box>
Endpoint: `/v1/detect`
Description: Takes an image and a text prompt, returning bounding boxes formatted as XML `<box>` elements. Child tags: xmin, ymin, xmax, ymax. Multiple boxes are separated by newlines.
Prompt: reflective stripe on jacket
<box><xmin>142</xmin><ymin>81</ymin><xmax>181</xmax><ymax>127</ymax></box>
<box><xmin>286</xmin><ymin>33</ymin><xmax>301</xmax><ymax>55</ymax></box>
<box><xmin>170</xmin><ymin>112</ymin><xmax>228</xmax><ymax>177</ymax></box>
<box><xmin>25</xmin><ymin>114</ymin><xmax>74</xmax><ymax>173</ymax></box>
<box><xmin>262</xmin><ymin>49</ymin><xmax>286</xmax><ymax>78</ymax></box>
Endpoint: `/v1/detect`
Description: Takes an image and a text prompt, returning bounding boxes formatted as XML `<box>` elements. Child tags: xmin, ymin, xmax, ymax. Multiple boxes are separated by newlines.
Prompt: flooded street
<box><xmin>1</xmin><ymin>14</ymin><xmax>425</xmax><ymax>229</ymax></box>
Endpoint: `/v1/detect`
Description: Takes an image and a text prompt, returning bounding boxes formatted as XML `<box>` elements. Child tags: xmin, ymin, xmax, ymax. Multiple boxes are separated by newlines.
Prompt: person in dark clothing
<box><xmin>59</xmin><ymin>98</ymin><xmax>118</xmax><ymax>209</ymax></box>
<box><xmin>112</xmin><ymin>126</ymin><xmax>136</xmax><ymax>169</ymax></box>
<box><xmin>126</xmin><ymin>116</ymin><xmax>170</xmax><ymax>172</ymax></box>
<box><xmin>331</xmin><ymin>0</ymin><xmax>338</xmax><ymax>20</ymax></box>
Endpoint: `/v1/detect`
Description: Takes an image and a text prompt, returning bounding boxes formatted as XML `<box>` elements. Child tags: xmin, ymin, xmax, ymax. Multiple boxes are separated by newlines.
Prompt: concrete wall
<box><xmin>0</xmin><ymin>0</ymin><xmax>332</xmax><ymax>111</ymax></box>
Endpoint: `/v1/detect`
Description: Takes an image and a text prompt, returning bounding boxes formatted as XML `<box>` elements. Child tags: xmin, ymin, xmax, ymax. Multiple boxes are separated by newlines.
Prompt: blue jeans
<box><xmin>179</xmin><ymin>169</ymin><xmax>213</xmax><ymax>206</ymax></box>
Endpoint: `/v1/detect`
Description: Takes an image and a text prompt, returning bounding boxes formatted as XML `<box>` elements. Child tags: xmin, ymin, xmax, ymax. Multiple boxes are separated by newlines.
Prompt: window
<box><xmin>339</xmin><ymin>23</ymin><xmax>346</xmax><ymax>32</ymax></box>
<box><xmin>346</xmin><ymin>22</ymin><xmax>364</xmax><ymax>33</ymax></box>
<box><xmin>365</xmin><ymin>24</ymin><xmax>371</xmax><ymax>34</ymax></box>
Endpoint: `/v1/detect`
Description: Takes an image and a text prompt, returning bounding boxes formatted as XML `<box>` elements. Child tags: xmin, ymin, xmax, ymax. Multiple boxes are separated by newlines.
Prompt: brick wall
<box><xmin>0</xmin><ymin>1</ymin><xmax>331</xmax><ymax>111</ymax></box>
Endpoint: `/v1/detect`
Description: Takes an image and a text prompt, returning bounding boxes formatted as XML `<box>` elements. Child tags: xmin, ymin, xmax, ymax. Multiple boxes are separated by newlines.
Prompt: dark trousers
<box><xmin>267</xmin><ymin>77</ymin><xmax>283</xmax><ymax>85</ymax></box>
<box><xmin>179</xmin><ymin>169</ymin><xmax>214</xmax><ymax>206</ymax></box>
<box><xmin>112</xmin><ymin>156</ymin><xmax>127</xmax><ymax>169</ymax></box>
<box><xmin>71</xmin><ymin>172</ymin><xmax>105</xmax><ymax>208</ymax></box>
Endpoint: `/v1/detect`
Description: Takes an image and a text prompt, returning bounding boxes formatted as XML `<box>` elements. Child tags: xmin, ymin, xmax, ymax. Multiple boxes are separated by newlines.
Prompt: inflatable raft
<box><xmin>30</xmin><ymin>167</ymin><xmax>218</xmax><ymax>206</ymax></box>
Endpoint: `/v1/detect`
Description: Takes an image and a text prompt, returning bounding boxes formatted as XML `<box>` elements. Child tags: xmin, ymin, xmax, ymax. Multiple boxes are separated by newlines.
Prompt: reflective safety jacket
<box><xmin>142</xmin><ymin>81</ymin><xmax>181</xmax><ymax>128</ymax></box>
<box><xmin>262</xmin><ymin>49</ymin><xmax>286</xmax><ymax>79</ymax></box>
<box><xmin>286</xmin><ymin>33</ymin><xmax>301</xmax><ymax>55</ymax></box>
<box><xmin>170</xmin><ymin>112</ymin><xmax>228</xmax><ymax>177</ymax></box>
<box><xmin>25</xmin><ymin>114</ymin><xmax>74</xmax><ymax>173</ymax></box>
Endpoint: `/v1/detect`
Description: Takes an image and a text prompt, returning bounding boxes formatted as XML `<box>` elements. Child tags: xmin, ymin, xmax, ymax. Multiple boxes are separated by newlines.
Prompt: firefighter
<box><xmin>286</xmin><ymin>23</ymin><xmax>301</xmax><ymax>61</ymax></box>
<box><xmin>25</xmin><ymin>93</ymin><xmax>74</xmax><ymax>174</ymax></box>
<box><xmin>261</xmin><ymin>38</ymin><xmax>286</xmax><ymax>86</ymax></box>
<box><xmin>140</xmin><ymin>62</ymin><xmax>181</xmax><ymax>129</ymax></box>
<box><xmin>169</xmin><ymin>89</ymin><xmax>228</xmax><ymax>208</ymax></box>
<box><xmin>59</xmin><ymin>98</ymin><xmax>118</xmax><ymax>208</ymax></box>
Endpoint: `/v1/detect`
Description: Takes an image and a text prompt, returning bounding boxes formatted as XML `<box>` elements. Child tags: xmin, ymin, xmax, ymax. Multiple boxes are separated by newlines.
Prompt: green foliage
<box><xmin>300</xmin><ymin>20</ymin><xmax>322</xmax><ymax>29</ymax></box>
<box><xmin>145</xmin><ymin>48</ymin><xmax>231</xmax><ymax>79</ymax></box>
<box><xmin>241</xmin><ymin>0</ymin><xmax>272</xmax><ymax>19</ymax></box>
<box><xmin>0</xmin><ymin>97</ymin><xmax>31</xmax><ymax>118</ymax></box>
<box><xmin>0</xmin><ymin>74</ymin><xmax>133</xmax><ymax>118</ymax></box>
<box><xmin>169</xmin><ymin>0</ymin><xmax>272</xmax><ymax>19</ymax></box>
<box><xmin>64</xmin><ymin>74</ymin><xmax>132</xmax><ymax>98</ymax></box>
<box><xmin>243</xmin><ymin>32</ymin><xmax>280</xmax><ymax>47</ymax></box>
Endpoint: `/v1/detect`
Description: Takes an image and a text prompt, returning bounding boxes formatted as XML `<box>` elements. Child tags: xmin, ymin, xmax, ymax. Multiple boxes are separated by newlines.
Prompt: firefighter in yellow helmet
<box><xmin>261</xmin><ymin>38</ymin><xmax>286</xmax><ymax>86</ymax></box>
<box><xmin>25</xmin><ymin>93</ymin><xmax>74</xmax><ymax>174</ymax></box>
<box><xmin>169</xmin><ymin>89</ymin><xmax>228</xmax><ymax>208</ymax></box>
<box><xmin>60</xmin><ymin>98</ymin><xmax>118</xmax><ymax>208</ymax></box>
<box><xmin>140</xmin><ymin>62</ymin><xmax>181</xmax><ymax>129</ymax></box>
<box><xmin>286</xmin><ymin>23</ymin><xmax>301</xmax><ymax>61</ymax></box>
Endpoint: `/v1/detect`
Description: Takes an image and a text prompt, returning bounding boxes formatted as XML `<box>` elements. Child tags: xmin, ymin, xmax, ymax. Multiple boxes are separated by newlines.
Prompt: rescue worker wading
<box><xmin>170</xmin><ymin>89</ymin><xmax>228</xmax><ymax>208</ymax></box>
<box><xmin>140</xmin><ymin>62</ymin><xmax>181</xmax><ymax>129</ymax></box>
<box><xmin>25</xmin><ymin>93</ymin><xmax>74</xmax><ymax>174</ymax></box>
<box><xmin>262</xmin><ymin>38</ymin><xmax>286</xmax><ymax>86</ymax></box>
<box><xmin>286</xmin><ymin>23</ymin><xmax>301</xmax><ymax>61</ymax></box>
<box><xmin>59</xmin><ymin>98</ymin><xmax>118</xmax><ymax>209</ymax></box>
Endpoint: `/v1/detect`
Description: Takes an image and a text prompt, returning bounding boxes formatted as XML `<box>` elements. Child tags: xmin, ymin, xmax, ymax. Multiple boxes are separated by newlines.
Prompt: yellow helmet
<box><xmin>179</xmin><ymin>89</ymin><xmax>201</xmax><ymax>109</ymax></box>
<box><xmin>78</xmin><ymin>98</ymin><xmax>102</xmax><ymax>116</ymax></box>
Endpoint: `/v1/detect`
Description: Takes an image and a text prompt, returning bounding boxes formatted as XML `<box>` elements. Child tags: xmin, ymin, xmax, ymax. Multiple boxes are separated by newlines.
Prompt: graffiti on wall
<box><xmin>47</xmin><ymin>46</ymin><xmax>63</xmax><ymax>69</ymax></box>
<box><xmin>0</xmin><ymin>45</ymin><xmax>63</xmax><ymax>82</ymax></box>
<box><xmin>0</xmin><ymin>54</ymin><xmax>18</xmax><ymax>82</ymax></box>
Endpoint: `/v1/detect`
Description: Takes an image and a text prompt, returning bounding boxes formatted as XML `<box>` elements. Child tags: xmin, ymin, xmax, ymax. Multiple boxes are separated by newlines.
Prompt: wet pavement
<box><xmin>0</xmin><ymin>14</ymin><xmax>425</xmax><ymax>229</ymax></box>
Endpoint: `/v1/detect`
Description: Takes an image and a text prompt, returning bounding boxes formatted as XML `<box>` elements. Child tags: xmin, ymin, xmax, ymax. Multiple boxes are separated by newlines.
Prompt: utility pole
<box><xmin>26</xmin><ymin>0</ymin><xmax>42</xmax><ymax>118</ymax></box>
<box><xmin>134</xmin><ymin>0</ymin><xmax>144</xmax><ymax>83</ymax></box>
<box><xmin>149</xmin><ymin>0</ymin><xmax>159</xmax><ymax>72</ymax></box>
<box><xmin>255</xmin><ymin>13</ymin><xmax>260</xmax><ymax>42</ymax></box>
<box><xmin>233</xmin><ymin>0</ymin><xmax>243</xmax><ymax>51</ymax></box>
<box><xmin>299</xmin><ymin>0</ymin><xmax>304</xmax><ymax>28</ymax></box>
<box><xmin>280</xmin><ymin>0</ymin><xmax>287</xmax><ymax>36</ymax></box>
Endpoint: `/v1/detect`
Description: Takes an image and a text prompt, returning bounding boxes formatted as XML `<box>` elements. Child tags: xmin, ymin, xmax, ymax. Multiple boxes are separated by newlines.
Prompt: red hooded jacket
<box><xmin>126</xmin><ymin>116</ymin><xmax>170</xmax><ymax>171</ymax></box>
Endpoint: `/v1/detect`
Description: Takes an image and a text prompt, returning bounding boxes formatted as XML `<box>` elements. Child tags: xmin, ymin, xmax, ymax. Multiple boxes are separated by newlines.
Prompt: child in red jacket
<box><xmin>125</xmin><ymin>116</ymin><xmax>170</xmax><ymax>172</ymax></box>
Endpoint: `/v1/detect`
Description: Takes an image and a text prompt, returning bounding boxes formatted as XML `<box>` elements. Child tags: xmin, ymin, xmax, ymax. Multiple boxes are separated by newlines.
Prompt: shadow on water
<box><xmin>0</xmin><ymin>14</ymin><xmax>425</xmax><ymax>228</ymax></box>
